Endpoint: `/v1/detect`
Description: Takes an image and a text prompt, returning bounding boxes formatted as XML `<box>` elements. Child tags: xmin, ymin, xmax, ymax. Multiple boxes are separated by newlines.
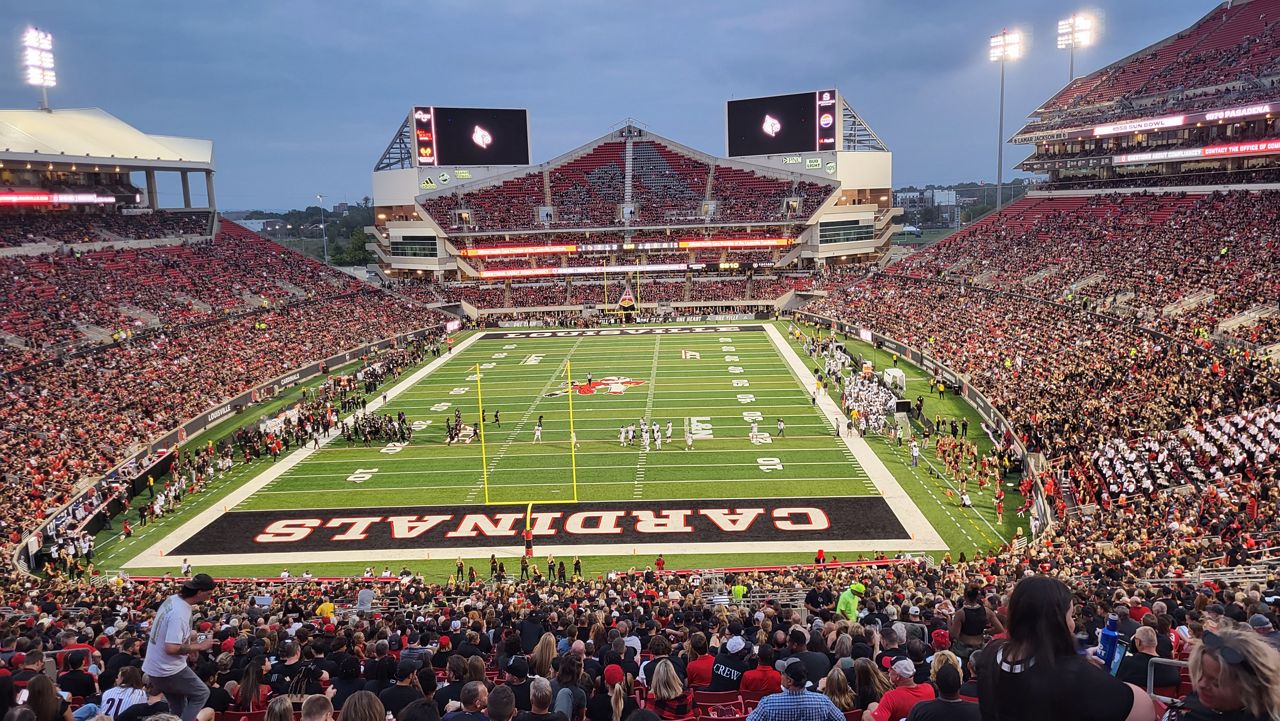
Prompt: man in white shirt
<box><xmin>141</xmin><ymin>574</ymin><xmax>216</xmax><ymax>721</ymax></box>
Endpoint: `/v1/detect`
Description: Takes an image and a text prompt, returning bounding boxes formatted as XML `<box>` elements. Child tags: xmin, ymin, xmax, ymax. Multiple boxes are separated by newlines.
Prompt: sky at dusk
<box><xmin>0</xmin><ymin>1</ymin><xmax>1220</xmax><ymax>209</ymax></box>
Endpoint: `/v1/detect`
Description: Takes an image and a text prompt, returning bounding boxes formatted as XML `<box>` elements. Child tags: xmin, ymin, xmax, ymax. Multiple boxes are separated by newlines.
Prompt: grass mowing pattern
<box><xmin>241</xmin><ymin>328</ymin><xmax>875</xmax><ymax>512</ymax></box>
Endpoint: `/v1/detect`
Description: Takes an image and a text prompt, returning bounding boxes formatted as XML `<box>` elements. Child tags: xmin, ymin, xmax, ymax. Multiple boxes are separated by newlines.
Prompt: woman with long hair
<box><xmin>22</xmin><ymin>677</ymin><xmax>71</xmax><ymax>721</ymax></box>
<box><xmin>977</xmin><ymin>575</ymin><xmax>1155</xmax><ymax>721</ymax></box>
<box><xmin>587</xmin><ymin>665</ymin><xmax>637</xmax><ymax>721</ymax></box>
<box><xmin>1184</xmin><ymin>624</ymin><xmax>1280</xmax><ymax>721</ymax></box>
<box><xmin>849</xmin><ymin>657</ymin><xmax>890</xmax><ymax>711</ymax></box>
<box><xmin>339</xmin><ymin>692</ymin><xmax>386</xmax><ymax>721</ymax></box>
<box><xmin>648</xmin><ymin>660</ymin><xmax>692</xmax><ymax>720</ymax></box>
<box><xmin>530</xmin><ymin>633</ymin><xmax>557</xmax><ymax>679</ymax></box>
<box><xmin>822</xmin><ymin>667</ymin><xmax>857</xmax><ymax>712</ymax></box>
<box><xmin>464</xmin><ymin>656</ymin><xmax>491</xmax><ymax>690</ymax></box>
<box><xmin>231</xmin><ymin>655</ymin><xmax>271</xmax><ymax>712</ymax></box>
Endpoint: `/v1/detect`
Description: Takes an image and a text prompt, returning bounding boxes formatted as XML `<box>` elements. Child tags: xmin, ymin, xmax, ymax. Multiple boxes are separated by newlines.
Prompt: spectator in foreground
<box><xmin>442</xmin><ymin>682</ymin><xmax>488</xmax><ymax>721</ymax></box>
<box><xmin>300</xmin><ymin>694</ymin><xmax>335</xmax><ymax>721</ymax></box>
<box><xmin>746</xmin><ymin>658</ymin><xmax>842</xmax><ymax>721</ymax></box>
<box><xmin>99</xmin><ymin>667</ymin><xmax>147</xmax><ymax>719</ymax></box>
<box><xmin>649</xmin><ymin>660</ymin><xmax>692</xmax><ymax>720</ymax></box>
<box><xmin>863</xmin><ymin>658</ymin><xmax>934</xmax><ymax>721</ymax></box>
<box><xmin>22</xmin><ymin>677</ymin><xmax>71</xmax><ymax>721</ymax></box>
<box><xmin>487</xmin><ymin>685</ymin><xmax>516</xmax><ymax>721</ymax></box>
<box><xmin>587</xmin><ymin>665</ymin><xmax>636</xmax><ymax>721</ymax></box>
<box><xmin>516</xmin><ymin>678</ymin><xmax>566</xmax><ymax>721</ymax></box>
<box><xmin>1181</xmin><ymin>625</ymin><xmax>1280</xmax><ymax>721</ymax></box>
<box><xmin>1116</xmin><ymin>627</ymin><xmax>1178</xmax><ymax>690</ymax></box>
<box><xmin>847</xmin><ymin>658</ymin><xmax>891</xmax><ymax>711</ymax></box>
<box><xmin>905</xmin><ymin>664</ymin><xmax>978</xmax><ymax>721</ymax></box>
<box><xmin>822</xmin><ymin>667</ymin><xmax>857</xmax><ymax>712</ymax></box>
<box><xmin>141</xmin><ymin>574</ymin><xmax>217</xmax><ymax>721</ymax></box>
<box><xmin>977</xmin><ymin>576</ymin><xmax>1155</xmax><ymax>721</ymax></box>
<box><xmin>265</xmin><ymin>696</ymin><xmax>294</xmax><ymax>721</ymax></box>
<box><xmin>341</xmin><ymin>692</ymin><xmax>388</xmax><ymax>721</ymax></box>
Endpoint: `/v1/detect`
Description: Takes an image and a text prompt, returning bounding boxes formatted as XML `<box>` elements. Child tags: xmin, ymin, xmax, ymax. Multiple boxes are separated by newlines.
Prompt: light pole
<box><xmin>21</xmin><ymin>27</ymin><xmax>56</xmax><ymax>111</ymax></box>
<box><xmin>989</xmin><ymin>29</ymin><xmax>1023</xmax><ymax>212</ymax></box>
<box><xmin>316</xmin><ymin>194</ymin><xmax>329</xmax><ymax>265</ymax></box>
<box><xmin>1058</xmin><ymin>13</ymin><xmax>1097</xmax><ymax>82</ymax></box>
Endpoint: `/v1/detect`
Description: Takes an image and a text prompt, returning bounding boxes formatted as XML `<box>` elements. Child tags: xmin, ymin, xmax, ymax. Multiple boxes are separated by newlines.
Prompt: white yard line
<box><xmin>762</xmin><ymin>323</ymin><xmax>946</xmax><ymax>550</ymax></box>
<box><xmin>120</xmin><ymin>332</ymin><xmax>486</xmax><ymax>569</ymax></box>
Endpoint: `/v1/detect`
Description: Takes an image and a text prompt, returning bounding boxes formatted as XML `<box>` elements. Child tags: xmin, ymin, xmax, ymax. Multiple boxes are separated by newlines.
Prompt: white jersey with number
<box><xmin>100</xmin><ymin>688</ymin><xmax>147</xmax><ymax>719</ymax></box>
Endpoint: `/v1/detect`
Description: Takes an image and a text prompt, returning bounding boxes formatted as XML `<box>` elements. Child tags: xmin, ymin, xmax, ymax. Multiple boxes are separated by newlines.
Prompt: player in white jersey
<box><xmin>665</xmin><ymin>421</ymin><xmax>673</xmax><ymax>440</ymax></box>
<box><xmin>533</xmin><ymin>416</ymin><xmax>543</xmax><ymax>443</ymax></box>
<box><xmin>655</xmin><ymin>431</ymin><xmax>662</xmax><ymax>450</ymax></box>
<box><xmin>641</xmin><ymin>429</ymin><xmax>650</xmax><ymax>451</ymax></box>
<box><xmin>685</xmin><ymin>429</ymin><xmax>693</xmax><ymax>450</ymax></box>
<box><xmin>571</xmin><ymin>431</ymin><xmax>580</xmax><ymax>450</ymax></box>
<box><xmin>751</xmin><ymin>421</ymin><xmax>759</xmax><ymax>437</ymax></box>
<box><xmin>619</xmin><ymin>426</ymin><xmax>627</xmax><ymax>446</ymax></box>
<box><xmin>627</xmin><ymin>424</ymin><xmax>636</xmax><ymax>445</ymax></box>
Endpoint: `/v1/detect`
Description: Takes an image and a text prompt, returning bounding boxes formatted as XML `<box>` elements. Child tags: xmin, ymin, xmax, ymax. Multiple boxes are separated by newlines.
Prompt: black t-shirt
<box><xmin>586</xmin><ymin>693</ymin><xmax>637</xmax><ymax>721</ymax></box>
<box><xmin>380</xmin><ymin>684</ymin><xmax>426</xmax><ymax>717</ymax></box>
<box><xmin>58</xmin><ymin>669</ymin><xmax>98</xmax><ymax>697</ymax></box>
<box><xmin>907</xmin><ymin>698</ymin><xmax>982</xmax><ymax>721</ymax></box>
<box><xmin>506</xmin><ymin>679</ymin><xmax>533</xmax><ymax>711</ymax></box>
<box><xmin>708</xmin><ymin>653</ymin><xmax>748</xmax><ymax>692</ymax></box>
<box><xmin>805</xmin><ymin>589</ymin><xmax>833</xmax><ymax>610</ymax></box>
<box><xmin>206</xmin><ymin>686</ymin><xmax>233</xmax><ymax>714</ymax></box>
<box><xmin>515</xmin><ymin>712</ymin><xmax>568</xmax><ymax>721</ymax></box>
<box><xmin>976</xmin><ymin>646</ymin><xmax>1134</xmax><ymax>721</ymax></box>
<box><xmin>435</xmin><ymin>680</ymin><xmax>464</xmax><ymax>716</ymax></box>
<box><xmin>118</xmin><ymin>700</ymin><xmax>169</xmax><ymax>721</ymax></box>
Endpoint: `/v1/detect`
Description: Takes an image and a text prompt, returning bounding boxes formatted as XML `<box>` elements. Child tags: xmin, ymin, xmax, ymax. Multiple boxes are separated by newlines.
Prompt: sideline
<box><xmin>121</xmin><ymin>332</ymin><xmax>487</xmax><ymax>569</ymax></box>
<box><xmin>762</xmin><ymin>323</ymin><xmax>946</xmax><ymax>550</ymax></box>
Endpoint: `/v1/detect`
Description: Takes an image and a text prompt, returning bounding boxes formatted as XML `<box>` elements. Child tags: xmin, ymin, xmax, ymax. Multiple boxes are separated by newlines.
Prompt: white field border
<box><xmin>122</xmin><ymin>325</ymin><xmax>944</xmax><ymax>571</ymax></box>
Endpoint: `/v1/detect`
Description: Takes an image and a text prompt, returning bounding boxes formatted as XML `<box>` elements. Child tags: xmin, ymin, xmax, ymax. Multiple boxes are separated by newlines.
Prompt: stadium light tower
<box><xmin>316</xmin><ymin>194</ymin><xmax>329</xmax><ymax>264</ymax></box>
<box><xmin>21</xmin><ymin>27</ymin><xmax>56</xmax><ymax>111</ymax></box>
<box><xmin>989</xmin><ymin>28</ymin><xmax>1023</xmax><ymax>212</ymax></box>
<box><xmin>1057</xmin><ymin>13</ymin><xmax>1097</xmax><ymax>82</ymax></box>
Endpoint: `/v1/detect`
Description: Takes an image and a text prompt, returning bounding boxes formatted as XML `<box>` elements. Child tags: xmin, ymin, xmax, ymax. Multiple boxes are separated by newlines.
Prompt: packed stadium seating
<box><xmin>0</xmin><ymin>210</ymin><xmax>210</xmax><ymax>246</ymax></box>
<box><xmin>418</xmin><ymin>136</ymin><xmax>836</xmax><ymax>234</ymax></box>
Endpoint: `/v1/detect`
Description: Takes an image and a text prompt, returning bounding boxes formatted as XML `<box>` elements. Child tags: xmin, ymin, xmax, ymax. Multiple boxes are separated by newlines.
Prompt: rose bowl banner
<box><xmin>170</xmin><ymin>496</ymin><xmax>909</xmax><ymax>555</ymax></box>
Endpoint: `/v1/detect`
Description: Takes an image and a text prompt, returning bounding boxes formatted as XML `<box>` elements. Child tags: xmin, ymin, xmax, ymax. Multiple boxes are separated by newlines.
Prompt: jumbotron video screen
<box><xmin>726</xmin><ymin>89</ymin><xmax>838</xmax><ymax>156</ymax></box>
<box><xmin>413</xmin><ymin>106</ymin><xmax>530</xmax><ymax>166</ymax></box>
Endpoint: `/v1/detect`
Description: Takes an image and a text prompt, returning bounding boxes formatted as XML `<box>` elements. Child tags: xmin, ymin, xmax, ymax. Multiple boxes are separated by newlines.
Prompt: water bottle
<box><xmin>1096</xmin><ymin>613</ymin><xmax>1119</xmax><ymax>667</ymax></box>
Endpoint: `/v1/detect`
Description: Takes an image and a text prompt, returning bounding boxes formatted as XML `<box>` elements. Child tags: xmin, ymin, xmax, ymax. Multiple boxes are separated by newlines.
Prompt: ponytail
<box><xmin>609</xmin><ymin>675</ymin><xmax>632</xmax><ymax>721</ymax></box>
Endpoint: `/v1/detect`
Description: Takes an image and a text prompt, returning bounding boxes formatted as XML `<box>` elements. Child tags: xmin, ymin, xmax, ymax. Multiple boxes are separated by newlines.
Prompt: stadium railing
<box><xmin>11</xmin><ymin>321</ymin><xmax>450</xmax><ymax>580</ymax></box>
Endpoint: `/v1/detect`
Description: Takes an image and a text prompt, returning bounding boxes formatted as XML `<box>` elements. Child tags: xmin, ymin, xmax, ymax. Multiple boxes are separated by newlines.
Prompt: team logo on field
<box><xmin>544</xmin><ymin>376</ymin><xmax>646</xmax><ymax>398</ymax></box>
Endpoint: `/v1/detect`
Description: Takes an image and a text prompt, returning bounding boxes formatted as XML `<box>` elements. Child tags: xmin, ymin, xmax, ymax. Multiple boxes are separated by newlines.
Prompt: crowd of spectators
<box><xmin>0</xmin><ymin>212</ymin><xmax>210</xmax><ymax>247</ymax></box>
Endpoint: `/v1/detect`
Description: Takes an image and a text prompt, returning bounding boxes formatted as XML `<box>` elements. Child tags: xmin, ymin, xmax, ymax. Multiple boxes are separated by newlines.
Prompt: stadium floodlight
<box><xmin>316</xmin><ymin>194</ymin><xmax>329</xmax><ymax>265</ymax></box>
<box><xmin>989</xmin><ymin>29</ymin><xmax>1023</xmax><ymax>212</ymax></box>
<box><xmin>21</xmin><ymin>27</ymin><xmax>56</xmax><ymax>110</ymax></box>
<box><xmin>1057</xmin><ymin>13</ymin><xmax>1098</xmax><ymax>80</ymax></box>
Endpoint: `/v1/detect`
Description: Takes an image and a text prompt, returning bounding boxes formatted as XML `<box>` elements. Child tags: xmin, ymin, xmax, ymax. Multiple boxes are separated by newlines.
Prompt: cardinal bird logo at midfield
<box><xmin>544</xmin><ymin>377</ymin><xmax>647</xmax><ymax>398</ymax></box>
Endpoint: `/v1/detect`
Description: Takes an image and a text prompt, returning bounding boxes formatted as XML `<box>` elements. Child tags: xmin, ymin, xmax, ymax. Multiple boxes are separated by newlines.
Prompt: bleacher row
<box><xmin>1024</xmin><ymin>0</ymin><xmax>1280</xmax><ymax>135</ymax></box>
<box><xmin>0</xmin><ymin>221</ymin><xmax>362</xmax><ymax>369</ymax></box>
<box><xmin>420</xmin><ymin>138</ymin><xmax>834</xmax><ymax>234</ymax></box>
<box><xmin>0</xmin><ymin>210</ymin><xmax>210</xmax><ymax>247</ymax></box>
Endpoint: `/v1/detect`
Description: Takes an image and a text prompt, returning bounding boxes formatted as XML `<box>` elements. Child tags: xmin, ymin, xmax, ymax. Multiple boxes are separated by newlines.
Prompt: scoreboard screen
<box><xmin>726</xmin><ymin>90</ymin><xmax>838</xmax><ymax>157</ymax></box>
<box><xmin>413</xmin><ymin>106</ymin><xmax>530</xmax><ymax>166</ymax></box>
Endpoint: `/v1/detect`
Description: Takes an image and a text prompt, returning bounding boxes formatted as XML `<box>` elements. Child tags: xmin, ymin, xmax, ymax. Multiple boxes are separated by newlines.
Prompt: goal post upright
<box><xmin>566</xmin><ymin>360</ymin><xmax>580</xmax><ymax>502</ymax></box>
<box><xmin>475</xmin><ymin>363</ymin><xmax>491</xmax><ymax>504</ymax></box>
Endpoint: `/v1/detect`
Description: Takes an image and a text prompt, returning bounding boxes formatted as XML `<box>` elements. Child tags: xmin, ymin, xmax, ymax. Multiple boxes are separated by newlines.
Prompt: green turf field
<box><xmin>95</xmin><ymin>321</ymin><xmax>1024</xmax><ymax>579</ymax></box>
<box><xmin>243</xmin><ymin>329</ymin><xmax>874</xmax><ymax>511</ymax></box>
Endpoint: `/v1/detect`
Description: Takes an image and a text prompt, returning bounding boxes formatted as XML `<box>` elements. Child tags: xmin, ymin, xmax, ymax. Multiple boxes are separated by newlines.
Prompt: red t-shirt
<box><xmin>870</xmin><ymin>683</ymin><xmax>935</xmax><ymax>721</ymax></box>
<box><xmin>685</xmin><ymin>655</ymin><xmax>714</xmax><ymax>688</ymax></box>
<box><xmin>739</xmin><ymin>667</ymin><xmax>781</xmax><ymax>693</ymax></box>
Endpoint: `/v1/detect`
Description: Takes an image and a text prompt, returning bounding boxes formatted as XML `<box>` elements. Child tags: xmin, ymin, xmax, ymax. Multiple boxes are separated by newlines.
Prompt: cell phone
<box><xmin>1109</xmin><ymin>639</ymin><xmax>1130</xmax><ymax>677</ymax></box>
<box><xmin>197</xmin><ymin>634</ymin><xmax>208</xmax><ymax>643</ymax></box>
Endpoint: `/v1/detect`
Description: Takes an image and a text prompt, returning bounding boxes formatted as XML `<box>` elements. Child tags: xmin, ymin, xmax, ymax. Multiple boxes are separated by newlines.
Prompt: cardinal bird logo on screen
<box><xmin>762</xmin><ymin>115</ymin><xmax>782</xmax><ymax>137</ymax></box>
<box><xmin>472</xmin><ymin>125</ymin><xmax>493</xmax><ymax>149</ymax></box>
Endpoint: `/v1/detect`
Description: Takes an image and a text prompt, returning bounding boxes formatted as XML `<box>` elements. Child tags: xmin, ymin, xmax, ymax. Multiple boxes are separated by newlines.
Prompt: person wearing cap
<box><xmin>747</xmin><ymin>658</ymin><xmax>842</xmax><ymax>721</ymax></box>
<box><xmin>862</xmin><ymin>657</ymin><xmax>934</xmax><ymax>721</ymax></box>
<box><xmin>1248</xmin><ymin>613</ymin><xmax>1280</xmax><ymax>651</ymax></box>
<box><xmin>586</xmin><ymin>664</ymin><xmax>636</xmax><ymax>721</ymax></box>
<box><xmin>380</xmin><ymin>659</ymin><xmax>425</xmax><ymax>716</ymax></box>
<box><xmin>708</xmin><ymin>635</ymin><xmax>749</xmax><ymax>691</ymax></box>
<box><xmin>141</xmin><ymin>573</ymin><xmax>216</xmax><ymax>721</ymax></box>
<box><xmin>504</xmin><ymin>656</ymin><xmax>533</xmax><ymax>711</ymax></box>
<box><xmin>837</xmin><ymin>581</ymin><xmax>865</xmax><ymax>620</ymax></box>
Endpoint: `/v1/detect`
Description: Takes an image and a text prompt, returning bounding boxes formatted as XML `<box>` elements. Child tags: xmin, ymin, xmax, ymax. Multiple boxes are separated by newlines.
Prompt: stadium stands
<box><xmin>0</xmin><ymin>210</ymin><xmax>210</xmax><ymax>246</ymax></box>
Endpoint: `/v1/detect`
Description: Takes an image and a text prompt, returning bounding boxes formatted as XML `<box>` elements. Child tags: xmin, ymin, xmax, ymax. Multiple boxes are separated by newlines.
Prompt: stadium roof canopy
<box><xmin>0</xmin><ymin>108</ymin><xmax>214</xmax><ymax>171</ymax></box>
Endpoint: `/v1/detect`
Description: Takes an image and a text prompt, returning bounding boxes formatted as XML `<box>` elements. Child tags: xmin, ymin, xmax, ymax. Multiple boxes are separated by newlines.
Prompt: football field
<box><xmin>106</xmin><ymin>323</ymin><xmax>945</xmax><ymax>574</ymax></box>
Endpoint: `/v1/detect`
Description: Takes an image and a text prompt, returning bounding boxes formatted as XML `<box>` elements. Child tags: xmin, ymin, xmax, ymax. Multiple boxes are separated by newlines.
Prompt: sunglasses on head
<box><xmin>1202</xmin><ymin>632</ymin><xmax>1251</xmax><ymax>670</ymax></box>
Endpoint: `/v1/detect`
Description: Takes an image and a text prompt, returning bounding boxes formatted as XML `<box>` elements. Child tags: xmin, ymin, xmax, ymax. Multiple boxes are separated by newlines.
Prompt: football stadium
<box><xmin>2</xmin><ymin>2</ymin><xmax>1280</xmax><ymax>719</ymax></box>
